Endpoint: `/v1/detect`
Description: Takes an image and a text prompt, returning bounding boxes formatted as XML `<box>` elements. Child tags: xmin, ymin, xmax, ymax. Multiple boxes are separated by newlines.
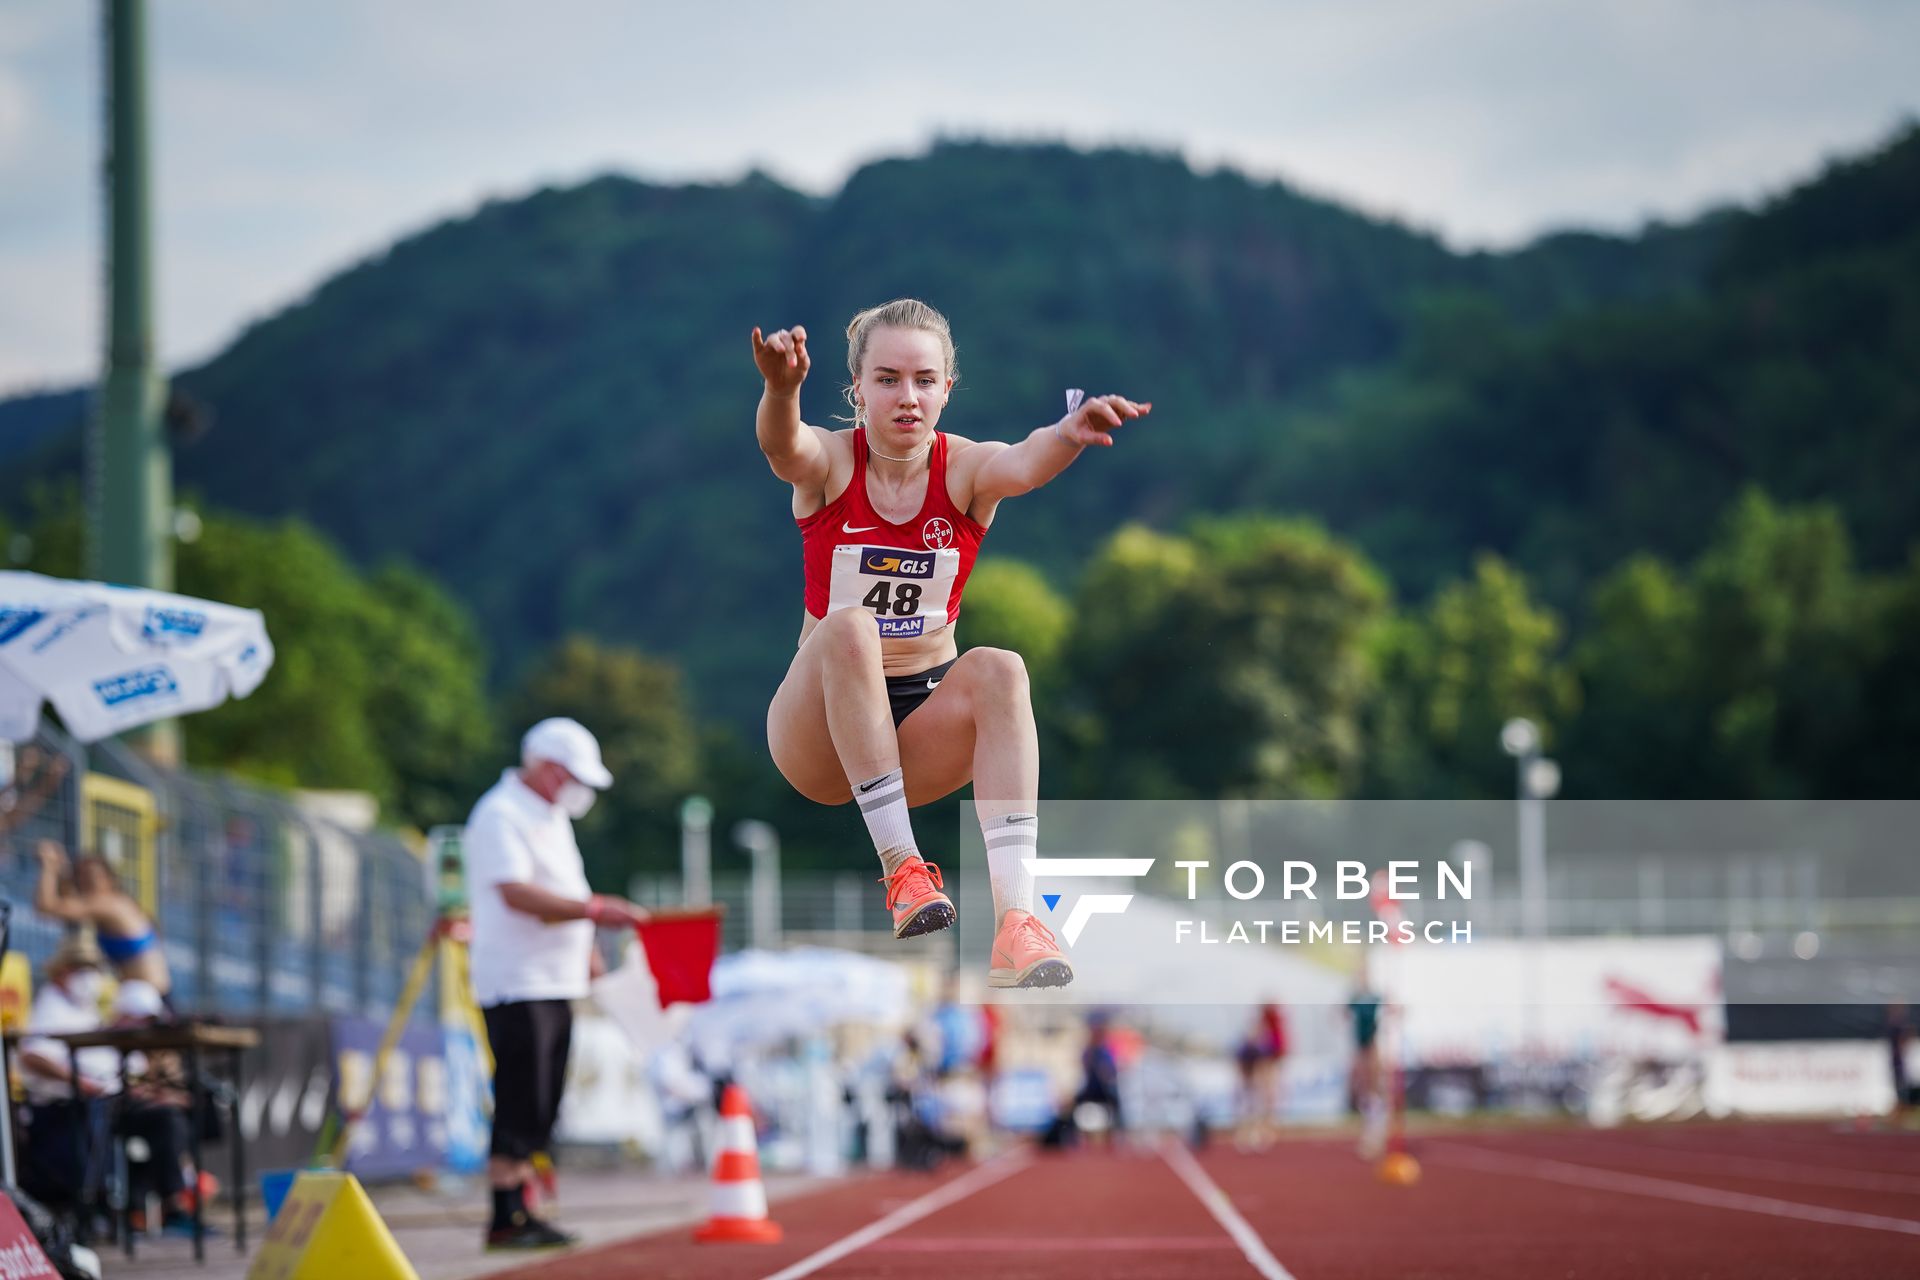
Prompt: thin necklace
<box><xmin>864</xmin><ymin>423</ymin><xmax>933</xmax><ymax>463</ymax></box>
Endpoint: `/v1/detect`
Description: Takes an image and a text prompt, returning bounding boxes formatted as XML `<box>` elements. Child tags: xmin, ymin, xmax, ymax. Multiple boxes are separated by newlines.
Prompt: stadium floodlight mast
<box><xmin>733</xmin><ymin>819</ymin><xmax>783</xmax><ymax>952</ymax></box>
<box><xmin>680</xmin><ymin>794</ymin><xmax>713</xmax><ymax>907</ymax></box>
<box><xmin>1501</xmin><ymin>718</ymin><xmax>1560</xmax><ymax>942</ymax></box>
<box><xmin>1451</xmin><ymin>839</ymin><xmax>1493</xmax><ymax>931</ymax></box>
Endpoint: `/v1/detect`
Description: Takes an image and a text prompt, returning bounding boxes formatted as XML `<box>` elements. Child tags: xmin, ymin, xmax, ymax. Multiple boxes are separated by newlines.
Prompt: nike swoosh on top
<box><xmin>844</xmin><ymin>522</ymin><xmax>880</xmax><ymax>533</ymax></box>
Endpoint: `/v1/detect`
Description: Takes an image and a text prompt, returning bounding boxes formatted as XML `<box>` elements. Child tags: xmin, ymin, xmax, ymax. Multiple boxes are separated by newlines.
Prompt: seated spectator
<box><xmin>14</xmin><ymin>935</ymin><xmax>118</xmax><ymax>1220</ymax></box>
<box><xmin>110</xmin><ymin>980</ymin><xmax>200</xmax><ymax>1235</ymax></box>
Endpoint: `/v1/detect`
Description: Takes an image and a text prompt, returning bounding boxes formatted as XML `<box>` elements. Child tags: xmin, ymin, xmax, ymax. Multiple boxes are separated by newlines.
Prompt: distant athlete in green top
<box><xmin>1349</xmin><ymin>984</ymin><xmax>1386</xmax><ymax>1157</ymax></box>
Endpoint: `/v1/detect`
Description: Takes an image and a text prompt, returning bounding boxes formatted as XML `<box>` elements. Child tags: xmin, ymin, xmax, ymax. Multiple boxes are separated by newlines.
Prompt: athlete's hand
<box><xmin>1057</xmin><ymin>394</ymin><xmax>1151</xmax><ymax>448</ymax></box>
<box><xmin>751</xmin><ymin>325</ymin><xmax>811</xmax><ymax>396</ymax></box>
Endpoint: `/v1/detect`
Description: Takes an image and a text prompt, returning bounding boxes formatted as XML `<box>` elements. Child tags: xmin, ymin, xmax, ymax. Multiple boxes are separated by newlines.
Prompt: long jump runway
<box><xmin>493</xmin><ymin>1122</ymin><xmax>1920</xmax><ymax>1279</ymax></box>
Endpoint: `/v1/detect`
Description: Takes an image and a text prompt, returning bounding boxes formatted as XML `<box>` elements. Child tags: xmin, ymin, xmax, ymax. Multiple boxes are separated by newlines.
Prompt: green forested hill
<box><xmin>1257</xmin><ymin>126</ymin><xmax>1920</xmax><ymax>609</ymax></box>
<box><xmin>3</xmin><ymin>131</ymin><xmax>1914</xmax><ymax>732</ymax></box>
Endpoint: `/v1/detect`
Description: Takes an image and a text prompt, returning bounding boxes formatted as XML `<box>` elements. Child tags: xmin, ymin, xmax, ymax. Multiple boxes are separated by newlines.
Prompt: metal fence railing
<box><xmin>0</xmin><ymin>729</ymin><xmax>87</xmax><ymax>967</ymax></box>
<box><xmin>0</xmin><ymin>726</ymin><xmax>432</xmax><ymax>1024</ymax></box>
<box><xmin>628</xmin><ymin>873</ymin><xmax>896</xmax><ymax>955</ymax></box>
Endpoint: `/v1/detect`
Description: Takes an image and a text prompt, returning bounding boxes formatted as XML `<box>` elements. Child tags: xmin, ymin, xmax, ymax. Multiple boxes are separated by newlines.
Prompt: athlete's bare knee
<box><xmin>963</xmin><ymin>647</ymin><xmax>1030</xmax><ymax>704</ymax></box>
<box><xmin>817</xmin><ymin>607</ymin><xmax>882</xmax><ymax>664</ymax></box>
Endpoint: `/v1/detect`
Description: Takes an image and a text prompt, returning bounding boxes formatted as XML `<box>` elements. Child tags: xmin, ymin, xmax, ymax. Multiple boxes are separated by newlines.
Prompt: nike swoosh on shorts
<box><xmin>926</xmin><ymin>679</ymin><xmax>941</xmax><ymax>690</ymax></box>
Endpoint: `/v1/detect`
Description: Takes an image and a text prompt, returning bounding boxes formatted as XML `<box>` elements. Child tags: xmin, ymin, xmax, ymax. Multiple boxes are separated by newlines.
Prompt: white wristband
<box><xmin>1057</xmin><ymin>388</ymin><xmax>1088</xmax><ymax>446</ymax></box>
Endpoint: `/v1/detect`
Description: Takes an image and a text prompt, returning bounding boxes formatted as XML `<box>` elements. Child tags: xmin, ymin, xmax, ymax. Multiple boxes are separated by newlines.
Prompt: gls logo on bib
<box><xmin>861</xmin><ymin>549</ymin><xmax>934</xmax><ymax>578</ymax></box>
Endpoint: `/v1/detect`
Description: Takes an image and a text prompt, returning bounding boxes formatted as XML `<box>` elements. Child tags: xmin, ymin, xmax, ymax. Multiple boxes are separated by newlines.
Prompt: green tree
<box><xmin>177</xmin><ymin>515</ymin><xmax>496</xmax><ymax>822</ymax></box>
<box><xmin>1559</xmin><ymin>554</ymin><xmax>1703</xmax><ymax>797</ymax></box>
<box><xmin>502</xmin><ymin>635</ymin><xmax>703</xmax><ymax>886</ymax></box>
<box><xmin>956</xmin><ymin>557</ymin><xmax>1071</xmax><ymax>690</ymax></box>
<box><xmin>358</xmin><ymin>565</ymin><xmax>495</xmax><ymax>828</ymax></box>
<box><xmin>1364</xmin><ymin>555</ymin><xmax>1576</xmax><ymax>797</ymax></box>
<box><xmin>1565</xmin><ymin>490</ymin><xmax>1873</xmax><ymax>797</ymax></box>
<box><xmin>1688</xmin><ymin>491</ymin><xmax>1867</xmax><ymax>796</ymax></box>
<box><xmin>1068</xmin><ymin>516</ymin><xmax>1388</xmax><ymax>798</ymax></box>
<box><xmin>1852</xmin><ymin>550</ymin><xmax>1920</xmax><ymax>797</ymax></box>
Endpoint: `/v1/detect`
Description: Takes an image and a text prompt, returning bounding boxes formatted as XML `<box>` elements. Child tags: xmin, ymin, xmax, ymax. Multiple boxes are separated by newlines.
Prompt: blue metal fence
<box><xmin>0</xmin><ymin>726</ymin><xmax>431</xmax><ymax>1023</ymax></box>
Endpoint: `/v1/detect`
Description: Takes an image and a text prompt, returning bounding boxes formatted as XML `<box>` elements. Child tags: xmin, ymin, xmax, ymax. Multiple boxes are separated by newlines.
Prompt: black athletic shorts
<box><xmin>482</xmin><ymin>998</ymin><xmax>573</xmax><ymax>1161</ymax></box>
<box><xmin>887</xmin><ymin>658</ymin><xmax>957</xmax><ymax>728</ymax></box>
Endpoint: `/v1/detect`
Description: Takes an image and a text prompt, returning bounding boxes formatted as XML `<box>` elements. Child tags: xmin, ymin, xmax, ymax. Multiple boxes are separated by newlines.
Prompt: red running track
<box><xmin>493</xmin><ymin>1121</ymin><xmax>1920</xmax><ymax>1279</ymax></box>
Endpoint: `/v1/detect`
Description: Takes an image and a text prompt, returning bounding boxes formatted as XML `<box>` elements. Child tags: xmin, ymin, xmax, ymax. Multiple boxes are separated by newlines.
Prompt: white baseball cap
<box><xmin>520</xmin><ymin>717</ymin><xmax>613</xmax><ymax>789</ymax></box>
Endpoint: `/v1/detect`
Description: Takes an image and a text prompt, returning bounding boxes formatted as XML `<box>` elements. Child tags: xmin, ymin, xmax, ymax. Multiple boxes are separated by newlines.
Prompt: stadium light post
<box><xmin>680</xmin><ymin>795</ymin><xmax>713</xmax><ymax>907</ymax></box>
<box><xmin>733</xmin><ymin>819</ymin><xmax>782</xmax><ymax>952</ymax></box>
<box><xmin>1501</xmin><ymin>719</ymin><xmax>1560</xmax><ymax>941</ymax></box>
<box><xmin>97</xmin><ymin>0</ymin><xmax>179</xmax><ymax>764</ymax></box>
<box><xmin>1451</xmin><ymin>839</ymin><xmax>1493</xmax><ymax>932</ymax></box>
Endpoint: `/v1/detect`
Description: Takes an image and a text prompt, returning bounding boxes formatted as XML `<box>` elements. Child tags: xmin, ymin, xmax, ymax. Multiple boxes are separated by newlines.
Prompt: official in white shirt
<box><xmin>464</xmin><ymin>717</ymin><xmax>648</xmax><ymax>1252</ymax></box>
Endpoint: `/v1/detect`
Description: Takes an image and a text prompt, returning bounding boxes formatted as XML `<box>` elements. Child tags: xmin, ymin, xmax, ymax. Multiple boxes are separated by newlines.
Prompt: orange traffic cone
<box><xmin>694</xmin><ymin>1084</ymin><xmax>784</xmax><ymax>1243</ymax></box>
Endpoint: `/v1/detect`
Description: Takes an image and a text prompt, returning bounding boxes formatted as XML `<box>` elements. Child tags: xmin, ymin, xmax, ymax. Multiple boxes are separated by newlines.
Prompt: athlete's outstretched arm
<box><xmin>969</xmin><ymin>393</ymin><xmax>1151</xmax><ymax>501</ymax></box>
<box><xmin>752</xmin><ymin>324</ymin><xmax>833</xmax><ymax>489</ymax></box>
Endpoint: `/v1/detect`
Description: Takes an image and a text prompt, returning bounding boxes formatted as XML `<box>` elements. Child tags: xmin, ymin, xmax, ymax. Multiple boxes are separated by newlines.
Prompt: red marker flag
<box><xmin>637</xmin><ymin>908</ymin><xmax>724</xmax><ymax>1006</ymax></box>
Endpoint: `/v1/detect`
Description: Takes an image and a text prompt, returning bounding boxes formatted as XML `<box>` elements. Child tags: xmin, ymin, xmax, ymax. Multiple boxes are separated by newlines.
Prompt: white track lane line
<box><xmin>1429</xmin><ymin>1143</ymin><xmax>1920</xmax><ymax>1238</ymax></box>
<box><xmin>1161</xmin><ymin>1143</ymin><xmax>1299</xmax><ymax>1280</ymax></box>
<box><xmin>1606</xmin><ymin>1127</ymin><xmax>1920</xmax><ymax>1175</ymax></box>
<box><xmin>1553</xmin><ymin>1132</ymin><xmax>1920</xmax><ymax>1196</ymax></box>
<box><xmin>758</xmin><ymin>1150</ymin><xmax>1033</xmax><ymax>1280</ymax></box>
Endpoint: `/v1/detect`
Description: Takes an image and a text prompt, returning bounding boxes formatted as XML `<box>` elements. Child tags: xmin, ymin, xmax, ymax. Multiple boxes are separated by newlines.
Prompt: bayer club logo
<box><xmin>922</xmin><ymin>517</ymin><xmax>954</xmax><ymax>550</ymax></box>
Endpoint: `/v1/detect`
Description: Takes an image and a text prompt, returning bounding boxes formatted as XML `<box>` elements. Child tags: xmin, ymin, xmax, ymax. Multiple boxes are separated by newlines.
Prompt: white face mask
<box><xmin>557</xmin><ymin>780</ymin><xmax>597</xmax><ymax>820</ymax></box>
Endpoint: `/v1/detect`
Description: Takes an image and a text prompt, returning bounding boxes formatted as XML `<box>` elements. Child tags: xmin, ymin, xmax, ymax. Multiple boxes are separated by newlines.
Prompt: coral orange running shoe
<box><xmin>987</xmin><ymin>909</ymin><xmax>1074</xmax><ymax>989</ymax></box>
<box><xmin>881</xmin><ymin>854</ymin><xmax>955</xmax><ymax>938</ymax></box>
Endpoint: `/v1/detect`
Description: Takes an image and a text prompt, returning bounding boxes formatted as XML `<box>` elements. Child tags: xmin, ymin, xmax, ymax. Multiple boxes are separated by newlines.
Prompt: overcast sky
<box><xmin>0</xmin><ymin>0</ymin><xmax>1914</xmax><ymax>393</ymax></box>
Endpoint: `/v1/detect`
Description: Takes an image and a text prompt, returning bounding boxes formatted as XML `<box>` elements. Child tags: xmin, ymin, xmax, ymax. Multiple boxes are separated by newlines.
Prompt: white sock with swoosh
<box><xmin>855</xmin><ymin>768</ymin><xmax>917</xmax><ymax>873</ymax></box>
<box><xmin>981</xmin><ymin>812</ymin><xmax>1038</xmax><ymax>922</ymax></box>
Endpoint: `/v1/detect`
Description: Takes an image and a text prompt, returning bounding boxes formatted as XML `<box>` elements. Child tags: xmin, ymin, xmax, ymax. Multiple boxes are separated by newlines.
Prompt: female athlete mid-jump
<box><xmin>753</xmin><ymin>298</ymin><xmax>1149</xmax><ymax>988</ymax></box>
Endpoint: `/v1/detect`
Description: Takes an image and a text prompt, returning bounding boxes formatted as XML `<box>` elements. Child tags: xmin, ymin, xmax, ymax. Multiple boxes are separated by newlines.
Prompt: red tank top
<box><xmin>798</xmin><ymin>430</ymin><xmax>987</xmax><ymax>623</ymax></box>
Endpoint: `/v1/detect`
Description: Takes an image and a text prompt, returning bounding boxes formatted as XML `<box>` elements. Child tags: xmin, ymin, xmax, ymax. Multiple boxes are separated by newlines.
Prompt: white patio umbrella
<box><xmin>0</xmin><ymin>569</ymin><xmax>274</xmax><ymax>743</ymax></box>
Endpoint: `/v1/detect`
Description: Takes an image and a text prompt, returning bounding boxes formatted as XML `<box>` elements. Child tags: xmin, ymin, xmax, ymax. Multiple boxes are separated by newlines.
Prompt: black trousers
<box><xmin>18</xmin><ymin>1099</ymin><xmax>112</xmax><ymax>1213</ymax></box>
<box><xmin>119</xmin><ymin>1100</ymin><xmax>193</xmax><ymax>1202</ymax></box>
<box><xmin>482</xmin><ymin>999</ymin><xmax>573</xmax><ymax>1161</ymax></box>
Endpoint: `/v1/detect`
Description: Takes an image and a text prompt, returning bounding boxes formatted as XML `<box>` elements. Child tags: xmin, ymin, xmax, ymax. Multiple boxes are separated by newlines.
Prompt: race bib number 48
<box><xmin>828</xmin><ymin>545</ymin><xmax>959</xmax><ymax>638</ymax></box>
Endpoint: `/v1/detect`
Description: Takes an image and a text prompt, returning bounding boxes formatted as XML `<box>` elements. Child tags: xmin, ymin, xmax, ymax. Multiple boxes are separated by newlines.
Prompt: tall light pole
<box><xmin>95</xmin><ymin>0</ymin><xmax>178</xmax><ymax>763</ymax></box>
<box><xmin>679</xmin><ymin>794</ymin><xmax>712</xmax><ymax>907</ymax></box>
<box><xmin>733</xmin><ymin>820</ymin><xmax>782</xmax><ymax>952</ymax></box>
<box><xmin>1451</xmin><ymin>838</ymin><xmax>1492</xmax><ymax>933</ymax></box>
<box><xmin>1500</xmin><ymin>718</ymin><xmax>1560</xmax><ymax>941</ymax></box>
